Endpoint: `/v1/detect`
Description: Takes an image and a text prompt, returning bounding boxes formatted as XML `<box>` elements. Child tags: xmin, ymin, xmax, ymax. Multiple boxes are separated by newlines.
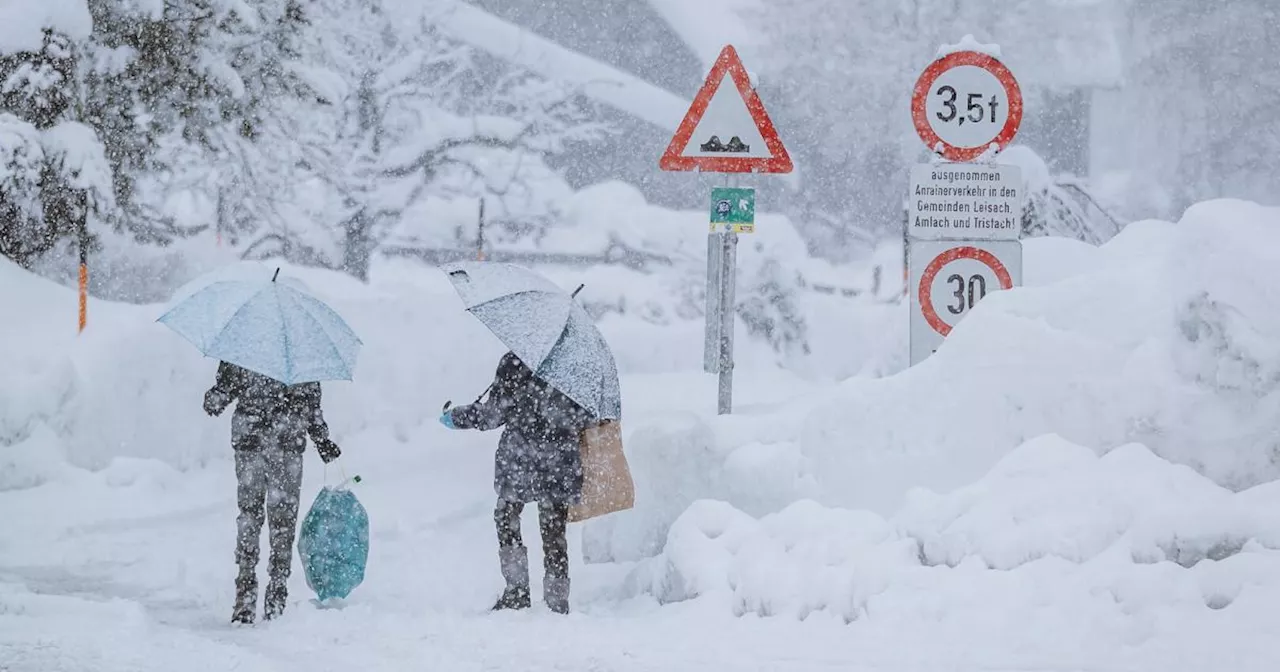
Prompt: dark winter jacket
<box><xmin>449</xmin><ymin>353</ymin><xmax>594</xmax><ymax>504</ymax></box>
<box><xmin>204</xmin><ymin>361</ymin><xmax>338</xmax><ymax>459</ymax></box>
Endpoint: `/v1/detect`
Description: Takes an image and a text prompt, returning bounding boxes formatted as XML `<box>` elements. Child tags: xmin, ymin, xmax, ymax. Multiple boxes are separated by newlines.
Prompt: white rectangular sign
<box><xmin>909</xmin><ymin>238</ymin><xmax>1022</xmax><ymax>365</ymax></box>
<box><xmin>908</xmin><ymin>163</ymin><xmax>1023</xmax><ymax>241</ymax></box>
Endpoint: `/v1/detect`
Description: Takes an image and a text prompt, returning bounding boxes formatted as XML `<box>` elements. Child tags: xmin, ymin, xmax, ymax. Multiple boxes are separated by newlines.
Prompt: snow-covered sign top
<box><xmin>936</xmin><ymin>34</ymin><xmax>1003</xmax><ymax>60</ymax></box>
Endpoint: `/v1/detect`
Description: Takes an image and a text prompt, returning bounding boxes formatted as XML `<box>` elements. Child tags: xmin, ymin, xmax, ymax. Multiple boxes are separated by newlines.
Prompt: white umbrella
<box><xmin>157</xmin><ymin>265</ymin><xmax>362</xmax><ymax>384</ymax></box>
<box><xmin>443</xmin><ymin>261</ymin><xmax>620</xmax><ymax>420</ymax></box>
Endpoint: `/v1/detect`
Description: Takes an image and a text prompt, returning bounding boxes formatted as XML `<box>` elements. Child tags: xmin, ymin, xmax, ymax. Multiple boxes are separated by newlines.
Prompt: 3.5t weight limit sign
<box><xmin>909</xmin><ymin>239</ymin><xmax>1022</xmax><ymax>364</ymax></box>
<box><xmin>912</xmin><ymin>50</ymin><xmax>1023</xmax><ymax>162</ymax></box>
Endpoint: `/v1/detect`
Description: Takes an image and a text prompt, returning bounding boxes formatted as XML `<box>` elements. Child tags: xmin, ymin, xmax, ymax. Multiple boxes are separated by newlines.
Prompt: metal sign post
<box><xmin>706</xmin><ymin>184</ymin><xmax>752</xmax><ymax>413</ymax></box>
<box><xmin>704</xmin><ymin>232</ymin><xmax>724</xmax><ymax>374</ymax></box>
<box><xmin>715</xmin><ymin>230</ymin><xmax>738</xmax><ymax>414</ymax></box>
<box><xmin>660</xmin><ymin>44</ymin><xmax>791</xmax><ymax>415</ymax></box>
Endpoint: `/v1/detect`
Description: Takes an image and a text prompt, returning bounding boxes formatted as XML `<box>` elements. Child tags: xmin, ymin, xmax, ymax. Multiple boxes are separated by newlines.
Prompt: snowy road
<box><xmin>6</xmin><ymin>425</ymin><xmax>1277</xmax><ymax>672</ymax></box>
<box><xmin>2</xmin><ymin>374</ymin><xmax>893</xmax><ymax>672</ymax></box>
<box><xmin>0</xmin><ymin>454</ymin><xmax>887</xmax><ymax>672</ymax></box>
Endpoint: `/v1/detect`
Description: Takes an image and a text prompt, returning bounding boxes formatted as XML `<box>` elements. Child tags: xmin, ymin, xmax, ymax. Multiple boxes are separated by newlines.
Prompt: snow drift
<box><xmin>623</xmin><ymin>435</ymin><xmax>1280</xmax><ymax>666</ymax></box>
<box><xmin>590</xmin><ymin>199</ymin><xmax>1280</xmax><ymax>564</ymax></box>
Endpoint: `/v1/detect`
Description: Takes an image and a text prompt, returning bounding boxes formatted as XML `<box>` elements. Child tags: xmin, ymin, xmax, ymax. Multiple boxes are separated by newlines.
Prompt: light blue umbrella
<box><xmin>443</xmin><ymin>261</ymin><xmax>620</xmax><ymax>420</ymax></box>
<box><xmin>157</xmin><ymin>266</ymin><xmax>362</xmax><ymax>384</ymax></box>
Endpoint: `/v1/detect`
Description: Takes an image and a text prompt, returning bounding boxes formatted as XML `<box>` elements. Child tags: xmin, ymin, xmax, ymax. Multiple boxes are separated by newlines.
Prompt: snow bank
<box><xmin>589</xmin><ymin>199</ymin><xmax>1280</xmax><ymax>562</ymax></box>
<box><xmin>0</xmin><ymin>247</ymin><xmax>830</xmax><ymax>476</ymax></box>
<box><xmin>0</xmin><ymin>257</ymin><xmax>505</xmax><ymax>473</ymax></box>
<box><xmin>799</xmin><ymin>199</ymin><xmax>1280</xmax><ymax>512</ymax></box>
<box><xmin>626</xmin><ymin>435</ymin><xmax>1280</xmax><ymax>645</ymax></box>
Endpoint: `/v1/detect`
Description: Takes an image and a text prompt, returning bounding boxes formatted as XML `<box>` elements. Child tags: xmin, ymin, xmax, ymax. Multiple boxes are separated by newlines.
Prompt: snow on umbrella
<box><xmin>442</xmin><ymin>261</ymin><xmax>621</xmax><ymax>420</ymax></box>
<box><xmin>157</xmin><ymin>265</ymin><xmax>362</xmax><ymax>385</ymax></box>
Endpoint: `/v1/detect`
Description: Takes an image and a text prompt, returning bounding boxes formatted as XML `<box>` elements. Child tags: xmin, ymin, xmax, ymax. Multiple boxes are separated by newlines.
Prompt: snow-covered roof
<box><xmin>435</xmin><ymin>2</ymin><xmax>689</xmax><ymax>132</ymax></box>
<box><xmin>0</xmin><ymin>0</ymin><xmax>92</xmax><ymax>56</ymax></box>
<box><xmin>644</xmin><ymin>0</ymin><xmax>763</xmax><ymax>67</ymax></box>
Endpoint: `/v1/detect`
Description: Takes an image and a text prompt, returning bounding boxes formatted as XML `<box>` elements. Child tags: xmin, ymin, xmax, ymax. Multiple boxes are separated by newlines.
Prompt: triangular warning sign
<box><xmin>660</xmin><ymin>45</ymin><xmax>793</xmax><ymax>174</ymax></box>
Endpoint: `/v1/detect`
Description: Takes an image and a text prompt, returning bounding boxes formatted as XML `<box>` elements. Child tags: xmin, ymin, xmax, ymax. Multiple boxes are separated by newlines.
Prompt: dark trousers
<box><xmin>234</xmin><ymin>445</ymin><xmax>304</xmax><ymax>585</ymax></box>
<box><xmin>495</xmin><ymin>499</ymin><xmax>570</xmax><ymax>579</ymax></box>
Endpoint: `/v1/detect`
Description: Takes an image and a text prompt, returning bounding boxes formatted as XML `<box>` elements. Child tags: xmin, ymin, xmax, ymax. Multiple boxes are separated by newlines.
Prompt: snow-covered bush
<box><xmin>737</xmin><ymin>253</ymin><xmax>810</xmax><ymax>359</ymax></box>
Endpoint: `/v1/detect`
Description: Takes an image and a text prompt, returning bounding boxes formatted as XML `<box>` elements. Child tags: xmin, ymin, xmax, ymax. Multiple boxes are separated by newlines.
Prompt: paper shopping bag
<box><xmin>569</xmin><ymin>420</ymin><xmax>635</xmax><ymax>522</ymax></box>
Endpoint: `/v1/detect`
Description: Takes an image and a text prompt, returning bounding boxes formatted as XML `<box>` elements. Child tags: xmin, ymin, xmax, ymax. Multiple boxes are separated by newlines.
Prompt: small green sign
<box><xmin>709</xmin><ymin>187</ymin><xmax>756</xmax><ymax>234</ymax></box>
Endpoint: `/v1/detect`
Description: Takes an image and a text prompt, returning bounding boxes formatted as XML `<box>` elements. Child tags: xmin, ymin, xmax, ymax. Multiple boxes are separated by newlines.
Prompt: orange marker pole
<box><xmin>77</xmin><ymin>243</ymin><xmax>88</xmax><ymax>333</ymax></box>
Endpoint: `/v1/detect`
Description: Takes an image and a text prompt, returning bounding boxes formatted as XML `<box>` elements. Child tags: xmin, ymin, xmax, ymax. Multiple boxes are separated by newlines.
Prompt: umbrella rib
<box><xmin>205</xmin><ymin>284</ymin><xmax>272</xmax><ymax>354</ymax></box>
<box><xmin>464</xmin><ymin>288</ymin><xmax>558</xmax><ymax>313</ymax></box>
<box><xmin>288</xmin><ymin>290</ymin><xmax>352</xmax><ymax>379</ymax></box>
<box><xmin>275</xmin><ymin>286</ymin><xmax>293</xmax><ymax>384</ymax></box>
<box><xmin>290</xmin><ymin>289</ymin><xmax>360</xmax><ymax>347</ymax></box>
<box><xmin>156</xmin><ymin>279</ymin><xmax>235</xmax><ymax>325</ymax></box>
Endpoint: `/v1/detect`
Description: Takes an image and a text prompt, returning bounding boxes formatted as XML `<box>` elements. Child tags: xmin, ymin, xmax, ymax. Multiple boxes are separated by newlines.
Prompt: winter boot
<box><xmin>492</xmin><ymin>545</ymin><xmax>531</xmax><ymax>611</ymax></box>
<box><xmin>232</xmin><ymin>569</ymin><xmax>257</xmax><ymax>625</ymax></box>
<box><xmin>263</xmin><ymin>579</ymin><xmax>288</xmax><ymax>621</ymax></box>
<box><xmin>544</xmin><ymin>576</ymin><xmax>570</xmax><ymax>615</ymax></box>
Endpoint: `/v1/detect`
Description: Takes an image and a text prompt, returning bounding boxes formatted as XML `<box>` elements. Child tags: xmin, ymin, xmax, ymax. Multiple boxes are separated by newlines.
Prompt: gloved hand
<box><xmin>202</xmin><ymin>390</ymin><xmax>226</xmax><ymax>417</ymax></box>
<box><xmin>316</xmin><ymin>438</ymin><xmax>342</xmax><ymax>464</ymax></box>
<box><xmin>439</xmin><ymin>411</ymin><xmax>457</xmax><ymax>429</ymax></box>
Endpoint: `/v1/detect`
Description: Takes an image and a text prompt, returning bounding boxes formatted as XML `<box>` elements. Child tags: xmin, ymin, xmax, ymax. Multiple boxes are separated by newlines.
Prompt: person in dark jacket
<box><xmin>203</xmin><ymin>361</ymin><xmax>341</xmax><ymax>624</ymax></box>
<box><xmin>441</xmin><ymin>352</ymin><xmax>593</xmax><ymax>614</ymax></box>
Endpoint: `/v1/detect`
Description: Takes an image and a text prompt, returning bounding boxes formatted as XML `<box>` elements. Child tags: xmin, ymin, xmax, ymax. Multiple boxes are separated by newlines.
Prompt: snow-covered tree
<box><xmin>0</xmin><ymin>25</ymin><xmax>114</xmax><ymax>267</ymax></box>
<box><xmin>0</xmin><ymin>114</ymin><xmax>49</xmax><ymax>263</ymax></box>
<box><xmin>247</xmin><ymin>0</ymin><xmax>603</xmax><ymax>280</ymax></box>
<box><xmin>75</xmin><ymin>0</ymin><xmax>313</xmax><ymax>250</ymax></box>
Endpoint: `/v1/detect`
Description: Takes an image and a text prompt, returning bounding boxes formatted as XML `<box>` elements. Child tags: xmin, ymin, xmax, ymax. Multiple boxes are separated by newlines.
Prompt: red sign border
<box><xmin>911</xmin><ymin>50</ymin><xmax>1024</xmax><ymax>163</ymax></box>
<box><xmin>918</xmin><ymin>245</ymin><xmax>1014</xmax><ymax>336</ymax></box>
<box><xmin>659</xmin><ymin>45</ymin><xmax>793</xmax><ymax>174</ymax></box>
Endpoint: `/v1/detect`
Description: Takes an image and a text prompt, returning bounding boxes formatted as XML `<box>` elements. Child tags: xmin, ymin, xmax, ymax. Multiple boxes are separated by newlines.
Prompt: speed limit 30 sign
<box><xmin>909</xmin><ymin>239</ymin><xmax>1022</xmax><ymax>363</ymax></box>
<box><xmin>911</xmin><ymin>48</ymin><xmax>1023</xmax><ymax>161</ymax></box>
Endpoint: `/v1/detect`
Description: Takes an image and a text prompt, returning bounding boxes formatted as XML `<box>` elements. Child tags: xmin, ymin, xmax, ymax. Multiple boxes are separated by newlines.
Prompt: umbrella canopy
<box><xmin>157</xmin><ymin>266</ymin><xmax>362</xmax><ymax>385</ymax></box>
<box><xmin>442</xmin><ymin>261</ymin><xmax>621</xmax><ymax>420</ymax></box>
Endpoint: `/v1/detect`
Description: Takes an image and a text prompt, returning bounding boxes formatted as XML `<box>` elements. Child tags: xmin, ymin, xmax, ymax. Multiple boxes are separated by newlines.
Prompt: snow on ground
<box><xmin>3</xmin><ymin>198</ymin><xmax>1280</xmax><ymax>670</ymax></box>
<box><xmin>626</xmin><ymin>436</ymin><xmax>1280</xmax><ymax>668</ymax></box>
